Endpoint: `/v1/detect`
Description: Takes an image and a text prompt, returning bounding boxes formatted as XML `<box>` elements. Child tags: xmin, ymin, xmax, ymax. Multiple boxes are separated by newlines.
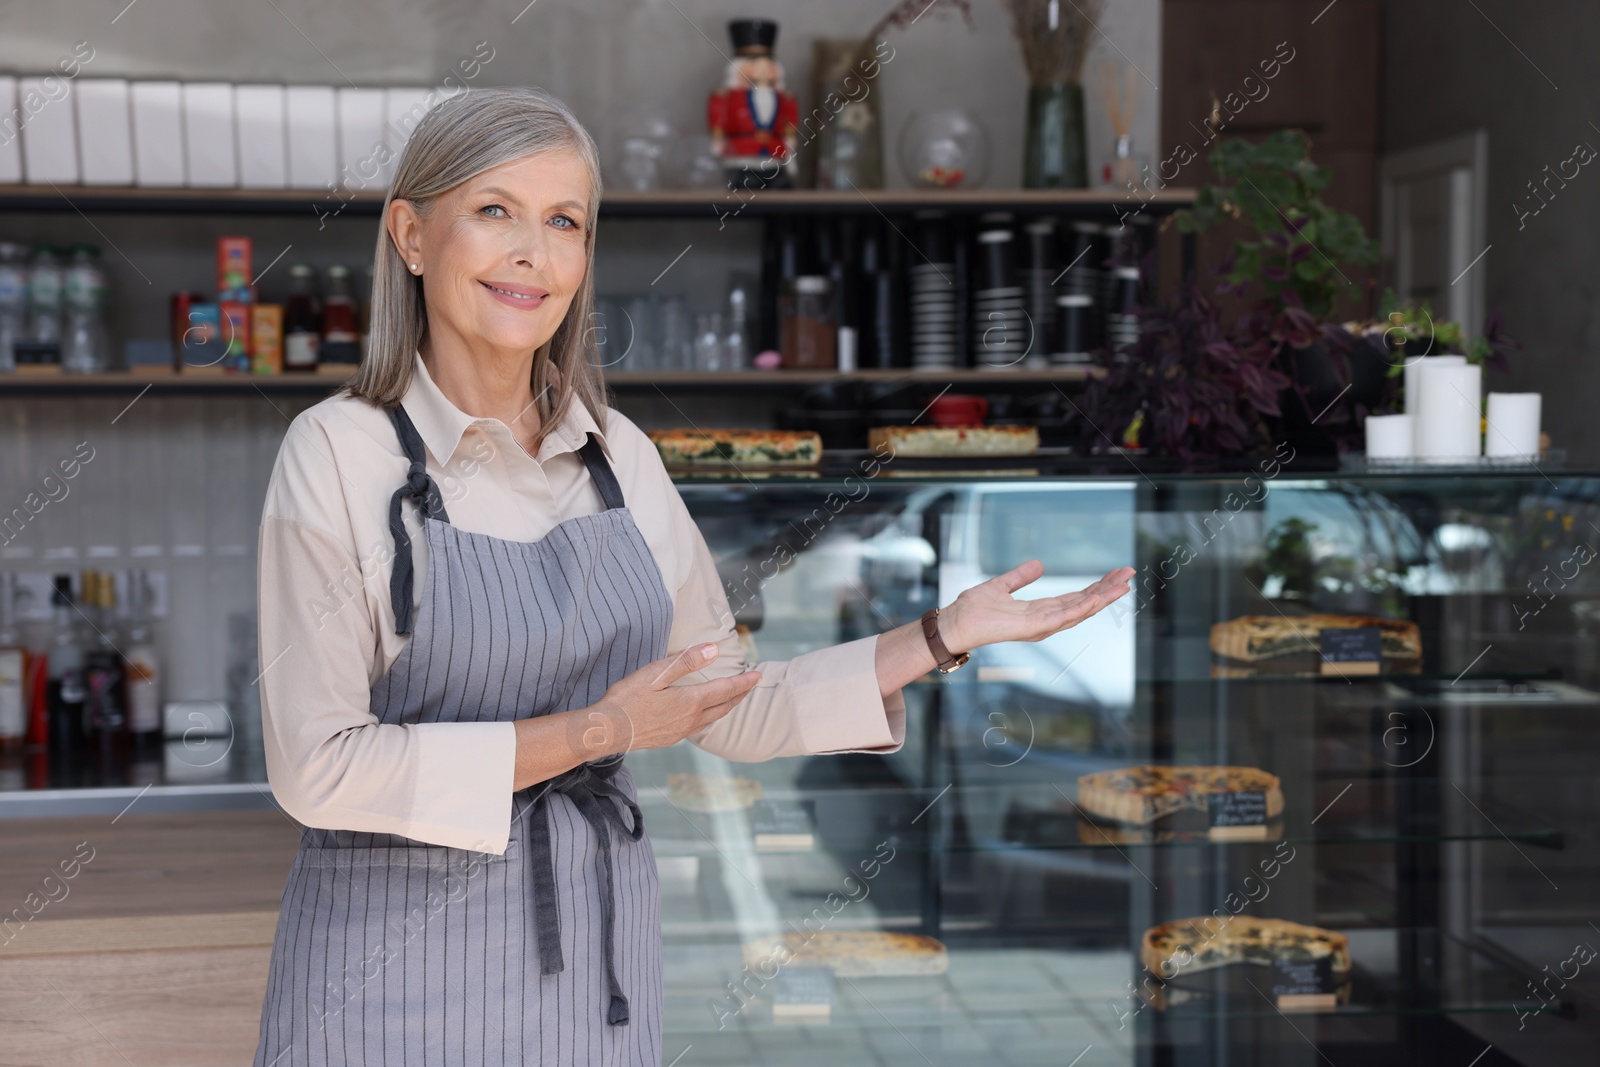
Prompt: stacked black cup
<box><xmin>910</xmin><ymin>212</ymin><xmax>958</xmax><ymax>369</ymax></box>
<box><xmin>972</xmin><ymin>221</ymin><xmax>1027</xmax><ymax>370</ymax></box>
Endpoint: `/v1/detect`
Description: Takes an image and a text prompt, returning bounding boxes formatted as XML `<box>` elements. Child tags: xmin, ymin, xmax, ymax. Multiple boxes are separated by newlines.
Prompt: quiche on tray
<box><xmin>648</xmin><ymin>428</ymin><xmax>822</xmax><ymax>467</ymax></box>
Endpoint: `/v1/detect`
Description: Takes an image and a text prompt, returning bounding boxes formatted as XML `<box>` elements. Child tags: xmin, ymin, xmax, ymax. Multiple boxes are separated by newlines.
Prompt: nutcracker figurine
<box><xmin>707</xmin><ymin>18</ymin><xmax>799</xmax><ymax>189</ymax></box>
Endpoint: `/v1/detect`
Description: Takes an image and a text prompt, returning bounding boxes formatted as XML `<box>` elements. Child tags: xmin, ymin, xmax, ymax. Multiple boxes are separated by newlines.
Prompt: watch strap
<box><xmin>921</xmin><ymin>607</ymin><xmax>970</xmax><ymax>674</ymax></box>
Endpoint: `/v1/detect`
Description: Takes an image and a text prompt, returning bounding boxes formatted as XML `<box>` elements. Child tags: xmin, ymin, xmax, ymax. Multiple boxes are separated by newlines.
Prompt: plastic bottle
<box><xmin>28</xmin><ymin>245</ymin><xmax>63</xmax><ymax>348</ymax></box>
<box><xmin>0</xmin><ymin>242</ymin><xmax>28</xmax><ymax>373</ymax></box>
<box><xmin>61</xmin><ymin>245</ymin><xmax>109</xmax><ymax>373</ymax></box>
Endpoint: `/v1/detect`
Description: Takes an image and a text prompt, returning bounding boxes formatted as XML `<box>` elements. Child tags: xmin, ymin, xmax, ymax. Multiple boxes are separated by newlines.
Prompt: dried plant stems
<box><xmin>1003</xmin><ymin>0</ymin><xmax>1104</xmax><ymax>86</ymax></box>
<box><xmin>849</xmin><ymin>0</ymin><xmax>976</xmax><ymax>70</ymax></box>
<box><xmin>1098</xmin><ymin>60</ymin><xmax>1139</xmax><ymax>138</ymax></box>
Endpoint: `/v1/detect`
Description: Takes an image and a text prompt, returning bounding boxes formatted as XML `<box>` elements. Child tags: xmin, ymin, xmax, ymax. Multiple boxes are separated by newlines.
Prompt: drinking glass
<box><xmin>694</xmin><ymin>312</ymin><xmax>725</xmax><ymax>372</ymax></box>
<box><xmin>621</xmin><ymin>294</ymin><xmax>657</xmax><ymax>371</ymax></box>
<box><xmin>656</xmin><ymin>295</ymin><xmax>692</xmax><ymax>371</ymax></box>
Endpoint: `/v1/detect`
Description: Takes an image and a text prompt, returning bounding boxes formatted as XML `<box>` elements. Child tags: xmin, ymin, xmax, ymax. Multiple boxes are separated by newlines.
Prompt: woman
<box><xmin>253</xmin><ymin>86</ymin><xmax>1133</xmax><ymax>1067</ymax></box>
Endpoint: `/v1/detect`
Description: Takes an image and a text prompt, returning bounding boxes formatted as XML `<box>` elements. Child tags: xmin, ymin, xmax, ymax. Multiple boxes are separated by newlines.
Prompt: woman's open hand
<box><xmin>939</xmin><ymin>561</ymin><xmax>1136</xmax><ymax>654</ymax></box>
<box><xmin>576</xmin><ymin>643</ymin><xmax>761</xmax><ymax>758</ymax></box>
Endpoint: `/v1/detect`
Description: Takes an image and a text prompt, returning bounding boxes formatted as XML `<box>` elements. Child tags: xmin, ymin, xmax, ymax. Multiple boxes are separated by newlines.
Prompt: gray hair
<box><xmin>347</xmin><ymin>85</ymin><xmax>607</xmax><ymax>442</ymax></box>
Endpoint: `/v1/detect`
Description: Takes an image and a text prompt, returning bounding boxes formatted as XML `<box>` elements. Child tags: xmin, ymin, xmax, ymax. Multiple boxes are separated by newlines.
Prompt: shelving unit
<box><xmin>0</xmin><ymin>365</ymin><xmax>1100</xmax><ymax>395</ymax></box>
<box><xmin>0</xmin><ymin>183</ymin><xmax>1195</xmax><ymax>219</ymax></box>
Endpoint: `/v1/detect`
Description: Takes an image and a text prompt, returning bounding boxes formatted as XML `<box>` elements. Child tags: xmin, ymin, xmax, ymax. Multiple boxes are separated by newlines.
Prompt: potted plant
<box><xmin>1175</xmin><ymin>130</ymin><xmax>1385</xmax><ymax>454</ymax></box>
<box><xmin>1076</xmin><ymin>281</ymin><xmax>1292</xmax><ymax>459</ymax></box>
<box><xmin>1082</xmin><ymin>131</ymin><xmax>1521</xmax><ymax>459</ymax></box>
<box><xmin>1363</xmin><ymin>292</ymin><xmax>1519</xmax><ymax>384</ymax></box>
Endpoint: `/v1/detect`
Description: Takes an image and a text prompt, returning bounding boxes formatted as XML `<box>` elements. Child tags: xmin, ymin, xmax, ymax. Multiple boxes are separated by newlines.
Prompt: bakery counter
<box><xmin>7</xmin><ymin>466</ymin><xmax>1600</xmax><ymax>1063</ymax></box>
<box><xmin>0</xmin><ymin>810</ymin><xmax>298</xmax><ymax>1066</ymax></box>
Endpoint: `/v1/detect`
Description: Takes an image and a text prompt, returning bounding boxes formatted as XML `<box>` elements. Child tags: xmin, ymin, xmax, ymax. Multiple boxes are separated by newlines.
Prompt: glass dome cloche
<box><xmin>898</xmin><ymin>109</ymin><xmax>992</xmax><ymax>189</ymax></box>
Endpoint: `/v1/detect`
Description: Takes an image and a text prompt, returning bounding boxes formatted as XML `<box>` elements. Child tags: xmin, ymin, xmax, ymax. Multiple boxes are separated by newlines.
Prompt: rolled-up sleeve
<box><xmin>662</xmin><ymin>492</ymin><xmax>907</xmax><ymax>763</ymax></box>
<box><xmin>258</xmin><ymin>426</ymin><xmax>516</xmax><ymax>854</ymax></box>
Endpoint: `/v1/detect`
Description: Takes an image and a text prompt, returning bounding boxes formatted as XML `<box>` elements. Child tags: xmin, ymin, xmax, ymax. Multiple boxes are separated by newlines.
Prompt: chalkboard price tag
<box><xmin>772</xmin><ymin>966</ymin><xmax>834</xmax><ymax>1023</ymax></box>
<box><xmin>1271</xmin><ymin>957</ymin><xmax>1339</xmax><ymax>1011</ymax></box>
<box><xmin>753</xmin><ymin>800</ymin><xmax>817</xmax><ymax>852</ymax></box>
<box><xmin>1320</xmin><ymin>627</ymin><xmax>1383</xmax><ymax>676</ymax></box>
<box><xmin>1207</xmin><ymin>791</ymin><xmax>1271</xmax><ymax>841</ymax></box>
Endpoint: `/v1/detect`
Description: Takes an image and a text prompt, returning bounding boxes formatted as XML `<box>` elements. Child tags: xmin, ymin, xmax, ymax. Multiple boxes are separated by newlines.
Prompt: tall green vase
<box><xmin>1023</xmin><ymin>82</ymin><xmax>1088</xmax><ymax>189</ymax></box>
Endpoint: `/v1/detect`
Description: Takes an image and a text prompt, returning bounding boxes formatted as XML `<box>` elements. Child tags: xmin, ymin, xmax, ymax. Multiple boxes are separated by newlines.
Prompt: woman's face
<box><xmin>389</xmin><ymin>148</ymin><xmax>592</xmax><ymax>364</ymax></box>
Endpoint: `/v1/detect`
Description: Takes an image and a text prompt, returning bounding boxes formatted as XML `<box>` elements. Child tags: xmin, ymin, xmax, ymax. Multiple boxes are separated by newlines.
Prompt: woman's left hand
<box><xmin>939</xmin><ymin>561</ymin><xmax>1136</xmax><ymax>654</ymax></box>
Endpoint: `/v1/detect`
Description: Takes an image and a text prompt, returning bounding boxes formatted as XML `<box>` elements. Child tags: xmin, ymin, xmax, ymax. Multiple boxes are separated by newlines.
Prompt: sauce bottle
<box><xmin>319</xmin><ymin>265</ymin><xmax>361</xmax><ymax>364</ymax></box>
<box><xmin>283</xmin><ymin>265</ymin><xmax>322</xmax><ymax>371</ymax></box>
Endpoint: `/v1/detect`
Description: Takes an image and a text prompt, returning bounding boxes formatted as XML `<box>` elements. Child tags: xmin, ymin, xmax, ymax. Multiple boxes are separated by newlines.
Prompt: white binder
<box><xmin>182</xmin><ymin>82</ymin><xmax>237</xmax><ymax>188</ymax></box>
<box><xmin>234</xmin><ymin>85</ymin><xmax>287</xmax><ymax>189</ymax></box>
<box><xmin>336</xmin><ymin>87</ymin><xmax>386</xmax><ymax>193</ymax></box>
<box><xmin>131</xmin><ymin>81</ymin><xmax>186</xmax><ymax>187</ymax></box>
<box><xmin>284</xmin><ymin>85</ymin><xmax>337</xmax><ymax>191</ymax></box>
<box><xmin>76</xmin><ymin>79</ymin><xmax>136</xmax><ymax>186</ymax></box>
<box><xmin>19</xmin><ymin>77</ymin><xmax>79</xmax><ymax>184</ymax></box>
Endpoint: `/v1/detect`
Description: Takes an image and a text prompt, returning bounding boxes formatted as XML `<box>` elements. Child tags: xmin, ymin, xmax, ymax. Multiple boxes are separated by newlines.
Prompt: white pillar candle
<box><xmin>1365</xmin><ymin>413</ymin><xmax>1414</xmax><ymax>459</ymax></box>
<box><xmin>1415</xmin><ymin>362</ymin><xmax>1482</xmax><ymax>460</ymax></box>
<box><xmin>1484</xmin><ymin>392</ymin><xmax>1542</xmax><ymax>458</ymax></box>
<box><xmin>1403</xmin><ymin>354</ymin><xmax>1465</xmax><ymax>414</ymax></box>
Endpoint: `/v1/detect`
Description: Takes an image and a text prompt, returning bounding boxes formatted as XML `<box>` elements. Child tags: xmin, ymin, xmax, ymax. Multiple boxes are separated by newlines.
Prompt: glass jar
<box><xmin>779</xmin><ymin>275</ymin><xmax>835</xmax><ymax>370</ymax></box>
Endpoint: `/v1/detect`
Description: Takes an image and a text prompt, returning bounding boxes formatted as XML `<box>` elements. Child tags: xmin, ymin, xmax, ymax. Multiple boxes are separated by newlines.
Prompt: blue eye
<box><xmin>481</xmin><ymin>204</ymin><xmax>508</xmax><ymax>218</ymax></box>
<box><xmin>551</xmin><ymin>214</ymin><xmax>579</xmax><ymax>229</ymax></box>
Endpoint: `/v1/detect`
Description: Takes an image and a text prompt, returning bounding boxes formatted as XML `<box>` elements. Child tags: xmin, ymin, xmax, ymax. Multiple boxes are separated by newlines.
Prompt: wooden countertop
<box><xmin>0</xmin><ymin>810</ymin><xmax>300</xmax><ymax>957</ymax></box>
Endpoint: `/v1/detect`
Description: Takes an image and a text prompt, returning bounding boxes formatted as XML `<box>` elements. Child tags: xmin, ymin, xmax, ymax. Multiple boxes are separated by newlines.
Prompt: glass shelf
<box><xmin>652</xmin><ymin>927</ymin><xmax>1566</xmax><ymax>1041</ymax></box>
<box><xmin>634</xmin><ymin>779</ymin><xmax>1565</xmax><ymax>859</ymax></box>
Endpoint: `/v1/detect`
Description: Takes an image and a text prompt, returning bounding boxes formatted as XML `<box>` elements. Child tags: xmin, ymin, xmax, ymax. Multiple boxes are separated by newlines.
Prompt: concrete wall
<box><xmin>1384</xmin><ymin>0</ymin><xmax>1599</xmax><ymax>460</ymax></box>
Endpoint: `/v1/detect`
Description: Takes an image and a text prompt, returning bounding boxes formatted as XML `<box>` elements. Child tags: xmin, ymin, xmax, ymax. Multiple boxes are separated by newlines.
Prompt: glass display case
<box><xmin>621</xmin><ymin>462</ymin><xmax>1600</xmax><ymax>1067</ymax></box>
<box><xmin>3</xmin><ymin>430</ymin><xmax>1598</xmax><ymax>1066</ymax></box>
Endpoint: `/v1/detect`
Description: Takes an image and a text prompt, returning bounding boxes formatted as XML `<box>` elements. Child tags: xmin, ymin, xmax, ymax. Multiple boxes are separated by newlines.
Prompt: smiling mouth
<box><xmin>480</xmin><ymin>281</ymin><xmax>546</xmax><ymax>301</ymax></box>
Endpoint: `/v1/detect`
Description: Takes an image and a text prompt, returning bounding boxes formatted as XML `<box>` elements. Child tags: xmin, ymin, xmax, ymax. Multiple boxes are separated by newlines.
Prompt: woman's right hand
<box><xmin>571</xmin><ymin>643</ymin><xmax>761</xmax><ymax>760</ymax></box>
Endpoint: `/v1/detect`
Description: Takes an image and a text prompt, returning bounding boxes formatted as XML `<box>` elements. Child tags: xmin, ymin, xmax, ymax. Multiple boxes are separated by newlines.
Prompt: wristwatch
<box><xmin>920</xmin><ymin>607</ymin><xmax>970</xmax><ymax>674</ymax></box>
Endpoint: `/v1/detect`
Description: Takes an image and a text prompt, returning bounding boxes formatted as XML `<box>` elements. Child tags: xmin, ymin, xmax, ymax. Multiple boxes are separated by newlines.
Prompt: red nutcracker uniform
<box><xmin>707</xmin><ymin>87</ymin><xmax>798</xmax><ymax>164</ymax></box>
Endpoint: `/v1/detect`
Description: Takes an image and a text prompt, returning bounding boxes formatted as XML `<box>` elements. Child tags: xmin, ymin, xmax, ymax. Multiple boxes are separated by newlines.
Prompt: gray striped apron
<box><xmin>255</xmin><ymin>404</ymin><xmax>673</xmax><ymax>1066</ymax></box>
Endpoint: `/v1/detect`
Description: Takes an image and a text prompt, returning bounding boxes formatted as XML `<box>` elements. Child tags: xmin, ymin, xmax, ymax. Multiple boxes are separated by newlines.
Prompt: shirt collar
<box><xmin>401</xmin><ymin>352</ymin><xmax>608</xmax><ymax>465</ymax></box>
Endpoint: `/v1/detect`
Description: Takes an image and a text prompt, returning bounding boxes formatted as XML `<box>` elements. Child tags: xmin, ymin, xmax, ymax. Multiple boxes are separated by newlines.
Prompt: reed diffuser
<box><xmin>1098</xmin><ymin>60</ymin><xmax>1145</xmax><ymax>188</ymax></box>
<box><xmin>1003</xmin><ymin>0</ymin><xmax>1102</xmax><ymax>188</ymax></box>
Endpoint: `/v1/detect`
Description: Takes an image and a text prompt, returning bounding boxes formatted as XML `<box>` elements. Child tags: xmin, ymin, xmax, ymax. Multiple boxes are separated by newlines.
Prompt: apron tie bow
<box><xmin>525</xmin><ymin>757</ymin><xmax>645</xmax><ymax>1026</ymax></box>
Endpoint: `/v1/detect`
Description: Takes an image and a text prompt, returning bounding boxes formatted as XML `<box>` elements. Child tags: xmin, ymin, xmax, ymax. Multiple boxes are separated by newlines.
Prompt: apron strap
<box><xmin>578</xmin><ymin>434</ymin><xmax>626</xmax><ymax>511</ymax></box>
<box><xmin>526</xmin><ymin>758</ymin><xmax>644</xmax><ymax>1026</ymax></box>
<box><xmin>387</xmin><ymin>405</ymin><xmax>451</xmax><ymax>636</ymax></box>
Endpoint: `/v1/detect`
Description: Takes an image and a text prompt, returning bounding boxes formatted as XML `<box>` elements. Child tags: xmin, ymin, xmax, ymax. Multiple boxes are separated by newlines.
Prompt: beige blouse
<box><xmin>257</xmin><ymin>355</ymin><xmax>906</xmax><ymax>855</ymax></box>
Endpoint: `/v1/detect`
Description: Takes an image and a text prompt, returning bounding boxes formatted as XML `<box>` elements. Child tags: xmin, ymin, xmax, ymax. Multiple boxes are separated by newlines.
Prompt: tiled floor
<box><xmin>662</xmin><ymin>945</ymin><xmax>1136</xmax><ymax>1067</ymax></box>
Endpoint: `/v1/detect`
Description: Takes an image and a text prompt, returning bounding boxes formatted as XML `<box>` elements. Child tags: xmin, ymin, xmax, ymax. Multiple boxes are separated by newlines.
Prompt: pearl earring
<box><xmin>410</xmin><ymin>263</ymin><xmax>420</xmax><ymax>272</ymax></box>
